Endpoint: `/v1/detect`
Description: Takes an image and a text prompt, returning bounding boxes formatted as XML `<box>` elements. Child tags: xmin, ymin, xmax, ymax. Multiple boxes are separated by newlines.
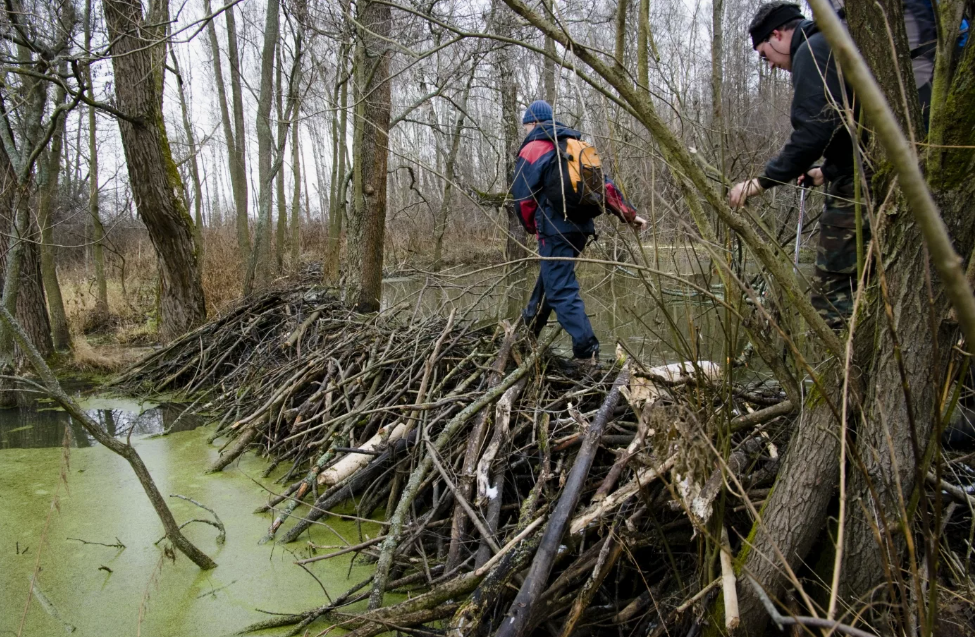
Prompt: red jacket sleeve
<box><xmin>605</xmin><ymin>181</ymin><xmax>638</xmax><ymax>223</ymax></box>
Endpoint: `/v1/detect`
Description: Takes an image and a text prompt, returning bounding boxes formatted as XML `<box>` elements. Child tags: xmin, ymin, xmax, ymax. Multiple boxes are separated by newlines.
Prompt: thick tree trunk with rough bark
<box><xmin>103</xmin><ymin>0</ymin><xmax>206</xmax><ymax>341</ymax></box>
<box><xmin>733</xmin><ymin>4</ymin><xmax>975</xmax><ymax>633</ymax></box>
<box><xmin>346</xmin><ymin>0</ymin><xmax>391</xmax><ymax>312</ymax></box>
<box><xmin>15</xmin><ymin>218</ymin><xmax>53</xmax><ymax>361</ymax></box>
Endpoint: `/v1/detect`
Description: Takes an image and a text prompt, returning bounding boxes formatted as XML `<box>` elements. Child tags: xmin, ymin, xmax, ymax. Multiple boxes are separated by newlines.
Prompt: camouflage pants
<box><xmin>812</xmin><ymin>175</ymin><xmax>869</xmax><ymax>329</ymax></box>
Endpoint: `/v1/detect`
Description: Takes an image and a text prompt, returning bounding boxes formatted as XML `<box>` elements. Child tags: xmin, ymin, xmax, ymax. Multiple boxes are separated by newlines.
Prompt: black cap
<box><xmin>749</xmin><ymin>3</ymin><xmax>804</xmax><ymax>48</ymax></box>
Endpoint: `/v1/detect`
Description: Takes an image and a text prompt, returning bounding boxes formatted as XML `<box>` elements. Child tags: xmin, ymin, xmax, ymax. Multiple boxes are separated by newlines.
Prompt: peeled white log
<box><xmin>645</xmin><ymin>360</ymin><xmax>721</xmax><ymax>385</ymax></box>
<box><xmin>318</xmin><ymin>422</ymin><xmax>407</xmax><ymax>486</ymax></box>
<box><xmin>720</xmin><ymin>526</ymin><xmax>740</xmax><ymax>631</ymax></box>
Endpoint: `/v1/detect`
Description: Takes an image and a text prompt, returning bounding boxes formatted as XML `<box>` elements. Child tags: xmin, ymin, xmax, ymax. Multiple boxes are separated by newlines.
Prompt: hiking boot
<box><xmin>555</xmin><ymin>354</ymin><xmax>602</xmax><ymax>378</ymax></box>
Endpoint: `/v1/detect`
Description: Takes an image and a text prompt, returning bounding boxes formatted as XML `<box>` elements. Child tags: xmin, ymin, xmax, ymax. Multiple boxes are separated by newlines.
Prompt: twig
<box><xmin>66</xmin><ymin>537</ymin><xmax>126</xmax><ymax>550</ymax></box>
<box><xmin>746</xmin><ymin>575</ymin><xmax>880</xmax><ymax>637</ymax></box>
<box><xmin>169</xmin><ymin>494</ymin><xmax>226</xmax><ymax>544</ymax></box>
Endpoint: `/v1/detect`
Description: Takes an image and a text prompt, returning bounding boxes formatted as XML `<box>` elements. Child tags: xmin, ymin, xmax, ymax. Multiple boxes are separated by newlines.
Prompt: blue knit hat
<box><xmin>522</xmin><ymin>100</ymin><xmax>554</xmax><ymax>125</ymax></box>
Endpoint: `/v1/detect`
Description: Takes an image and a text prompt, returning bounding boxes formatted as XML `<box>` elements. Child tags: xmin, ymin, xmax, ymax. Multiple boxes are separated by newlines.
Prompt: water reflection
<box><xmin>0</xmin><ymin>391</ymin><xmax>202</xmax><ymax>450</ymax></box>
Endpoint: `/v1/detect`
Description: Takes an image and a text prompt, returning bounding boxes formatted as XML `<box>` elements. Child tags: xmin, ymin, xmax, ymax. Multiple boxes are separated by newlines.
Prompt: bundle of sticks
<box><xmin>117</xmin><ymin>287</ymin><xmax>792</xmax><ymax>637</ymax></box>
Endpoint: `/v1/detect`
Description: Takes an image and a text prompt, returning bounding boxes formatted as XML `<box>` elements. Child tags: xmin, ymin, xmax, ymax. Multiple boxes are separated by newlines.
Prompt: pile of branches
<box><xmin>117</xmin><ymin>287</ymin><xmax>794</xmax><ymax>637</ymax></box>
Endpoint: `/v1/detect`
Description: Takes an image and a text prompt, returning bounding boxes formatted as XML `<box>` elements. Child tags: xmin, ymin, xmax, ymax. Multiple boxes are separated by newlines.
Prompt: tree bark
<box><xmin>323</xmin><ymin>70</ymin><xmax>348</xmax><ymax>284</ymax></box>
<box><xmin>346</xmin><ymin>0</ymin><xmax>391</xmax><ymax>312</ymax></box>
<box><xmin>85</xmin><ymin>0</ymin><xmax>108</xmax><ymax>316</ymax></box>
<box><xmin>542</xmin><ymin>0</ymin><xmax>556</xmax><ymax>103</ymax></box>
<box><xmin>491</xmin><ymin>1</ymin><xmax>528</xmax><ymax>320</ymax></box>
<box><xmin>614</xmin><ymin>0</ymin><xmax>628</xmax><ymax>72</ymax></box>
<box><xmin>103</xmin><ymin>0</ymin><xmax>206</xmax><ymax>341</ymax></box>
<box><xmin>15</xmin><ymin>218</ymin><xmax>53</xmax><ymax>361</ymax></box>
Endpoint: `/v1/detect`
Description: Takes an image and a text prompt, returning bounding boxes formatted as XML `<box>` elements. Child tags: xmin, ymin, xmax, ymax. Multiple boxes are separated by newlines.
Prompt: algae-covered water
<box><xmin>0</xmin><ymin>426</ymin><xmax>380</xmax><ymax>636</ymax></box>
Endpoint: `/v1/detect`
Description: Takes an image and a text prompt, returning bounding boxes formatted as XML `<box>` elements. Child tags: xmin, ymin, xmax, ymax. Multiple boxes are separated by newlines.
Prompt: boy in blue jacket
<box><xmin>512</xmin><ymin>100</ymin><xmax>646</xmax><ymax>362</ymax></box>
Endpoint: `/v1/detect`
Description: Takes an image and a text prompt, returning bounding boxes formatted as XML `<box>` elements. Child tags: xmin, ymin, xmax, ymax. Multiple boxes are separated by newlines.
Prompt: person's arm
<box><xmin>512</xmin><ymin>140</ymin><xmax>555</xmax><ymax>235</ymax></box>
<box><xmin>757</xmin><ymin>42</ymin><xmax>843</xmax><ymax>189</ymax></box>
<box><xmin>605</xmin><ymin>180</ymin><xmax>647</xmax><ymax>228</ymax></box>
<box><xmin>729</xmin><ymin>42</ymin><xmax>842</xmax><ymax>207</ymax></box>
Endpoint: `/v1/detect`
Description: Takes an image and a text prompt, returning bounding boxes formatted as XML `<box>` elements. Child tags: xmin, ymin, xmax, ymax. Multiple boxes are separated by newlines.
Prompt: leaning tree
<box><xmin>102</xmin><ymin>0</ymin><xmax>206</xmax><ymax>340</ymax></box>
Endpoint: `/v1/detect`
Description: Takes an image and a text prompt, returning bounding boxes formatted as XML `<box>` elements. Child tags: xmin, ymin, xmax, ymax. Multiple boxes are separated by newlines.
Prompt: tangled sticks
<box><xmin>117</xmin><ymin>287</ymin><xmax>790</xmax><ymax>637</ymax></box>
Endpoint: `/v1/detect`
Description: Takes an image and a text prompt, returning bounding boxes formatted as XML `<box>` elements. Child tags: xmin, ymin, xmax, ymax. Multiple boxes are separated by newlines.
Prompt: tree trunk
<box><xmin>614</xmin><ymin>0</ymin><xmax>628</xmax><ymax>71</ymax></box>
<box><xmin>83</xmin><ymin>0</ymin><xmax>109</xmax><ymax>317</ymax></box>
<box><xmin>290</xmin><ymin>110</ymin><xmax>302</xmax><ymax>269</ymax></box>
<box><xmin>16</xmin><ymin>217</ymin><xmax>53</xmax><ymax>361</ymax></box>
<box><xmin>275</xmin><ymin>45</ymin><xmax>288</xmax><ymax>272</ymax></box>
<box><xmin>346</xmin><ymin>0</ymin><xmax>391</xmax><ymax>312</ymax></box>
<box><xmin>636</xmin><ymin>0</ymin><xmax>653</xmax><ymax>92</ymax></box>
<box><xmin>103</xmin><ymin>0</ymin><xmax>206</xmax><ymax>341</ymax></box>
<box><xmin>171</xmin><ymin>49</ymin><xmax>205</xmax><ymax>259</ymax></box>
<box><xmin>325</xmin><ymin>15</ymin><xmax>351</xmax><ymax>286</ymax></box>
<box><xmin>204</xmin><ymin>0</ymin><xmax>249</xmax><ymax>264</ymax></box>
<box><xmin>225</xmin><ymin>2</ymin><xmax>251</xmax><ymax>265</ymax></box>
<box><xmin>542</xmin><ymin>0</ymin><xmax>556</xmax><ymax>103</ymax></box>
<box><xmin>242</xmin><ymin>0</ymin><xmax>281</xmax><ymax>295</ymax></box>
<box><xmin>37</xmin><ymin>81</ymin><xmax>71</xmax><ymax>352</ymax></box>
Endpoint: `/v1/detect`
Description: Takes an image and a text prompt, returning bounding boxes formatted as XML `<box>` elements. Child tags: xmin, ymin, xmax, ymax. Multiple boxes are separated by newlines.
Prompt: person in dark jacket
<box><xmin>729</xmin><ymin>2</ymin><xmax>867</xmax><ymax>328</ymax></box>
<box><xmin>512</xmin><ymin>100</ymin><xmax>646</xmax><ymax>361</ymax></box>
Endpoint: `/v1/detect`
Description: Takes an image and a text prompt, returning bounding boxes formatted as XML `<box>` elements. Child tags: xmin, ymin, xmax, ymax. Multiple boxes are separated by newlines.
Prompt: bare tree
<box><xmin>85</xmin><ymin>0</ymin><xmax>108</xmax><ymax>316</ymax></box>
<box><xmin>102</xmin><ymin>0</ymin><xmax>206</xmax><ymax>340</ymax></box>
<box><xmin>345</xmin><ymin>0</ymin><xmax>392</xmax><ymax>311</ymax></box>
<box><xmin>37</xmin><ymin>77</ymin><xmax>71</xmax><ymax>352</ymax></box>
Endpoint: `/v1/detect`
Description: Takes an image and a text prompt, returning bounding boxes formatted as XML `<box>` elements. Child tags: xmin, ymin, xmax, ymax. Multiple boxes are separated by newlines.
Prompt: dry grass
<box><xmin>55</xmin><ymin>218</ymin><xmax>503</xmax><ymax>352</ymax></box>
<box><xmin>67</xmin><ymin>334</ymin><xmax>150</xmax><ymax>372</ymax></box>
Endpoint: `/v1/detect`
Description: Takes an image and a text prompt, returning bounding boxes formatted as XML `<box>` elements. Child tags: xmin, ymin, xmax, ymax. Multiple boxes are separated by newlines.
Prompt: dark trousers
<box><xmin>523</xmin><ymin>232</ymin><xmax>599</xmax><ymax>359</ymax></box>
<box><xmin>812</xmin><ymin>175</ymin><xmax>870</xmax><ymax>328</ymax></box>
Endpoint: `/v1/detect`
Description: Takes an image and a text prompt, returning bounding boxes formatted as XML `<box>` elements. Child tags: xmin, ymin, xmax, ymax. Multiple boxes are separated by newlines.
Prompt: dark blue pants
<box><xmin>523</xmin><ymin>232</ymin><xmax>599</xmax><ymax>359</ymax></box>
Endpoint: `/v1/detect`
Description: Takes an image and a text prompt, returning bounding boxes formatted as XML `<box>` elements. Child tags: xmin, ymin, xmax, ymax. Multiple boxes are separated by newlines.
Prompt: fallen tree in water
<box><xmin>116</xmin><ymin>287</ymin><xmax>799</xmax><ymax>636</ymax></box>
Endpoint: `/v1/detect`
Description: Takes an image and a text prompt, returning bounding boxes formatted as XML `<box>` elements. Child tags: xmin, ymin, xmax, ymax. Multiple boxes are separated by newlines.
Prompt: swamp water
<box><xmin>382</xmin><ymin>255</ymin><xmax>739</xmax><ymax>366</ymax></box>
<box><xmin>0</xmin><ymin>257</ymin><xmax>746</xmax><ymax>636</ymax></box>
<box><xmin>1</xmin><ymin>411</ymin><xmax>380</xmax><ymax>636</ymax></box>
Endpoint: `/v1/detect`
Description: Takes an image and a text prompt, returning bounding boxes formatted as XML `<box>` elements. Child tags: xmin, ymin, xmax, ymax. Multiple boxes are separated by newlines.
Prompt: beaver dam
<box><xmin>110</xmin><ymin>287</ymin><xmax>806</xmax><ymax>635</ymax></box>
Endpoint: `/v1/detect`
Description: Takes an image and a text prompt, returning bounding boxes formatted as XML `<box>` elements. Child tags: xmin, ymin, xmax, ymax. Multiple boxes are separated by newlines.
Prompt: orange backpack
<box><xmin>543</xmin><ymin>137</ymin><xmax>606</xmax><ymax>222</ymax></box>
